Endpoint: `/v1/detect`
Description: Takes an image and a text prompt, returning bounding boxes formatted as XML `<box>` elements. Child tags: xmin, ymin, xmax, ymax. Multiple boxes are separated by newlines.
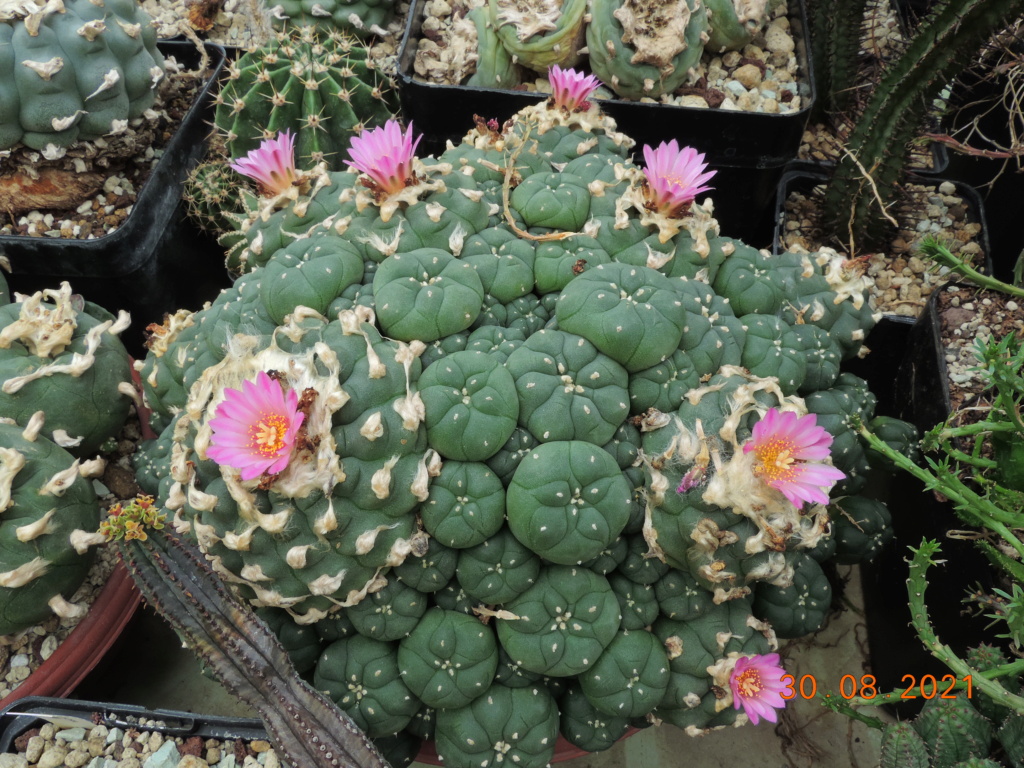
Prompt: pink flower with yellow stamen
<box><xmin>730</xmin><ymin>653</ymin><xmax>789</xmax><ymax>725</ymax></box>
<box><xmin>229</xmin><ymin>130</ymin><xmax>299</xmax><ymax>196</ymax></box>
<box><xmin>206</xmin><ymin>371</ymin><xmax>305</xmax><ymax>482</ymax></box>
<box><xmin>345</xmin><ymin>120</ymin><xmax>421</xmax><ymax>196</ymax></box>
<box><xmin>641</xmin><ymin>140</ymin><xmax>716</xmax><ymax>217</ymax></box>
<box><xmin>549</xmin><ymin>65</ymin><xmax>602</xmax><ymax>111</ymax></box>
<box><xmin>742</xmin><ymin>408</ymin><xmax>846</xmax><ymax>508</ymax></box>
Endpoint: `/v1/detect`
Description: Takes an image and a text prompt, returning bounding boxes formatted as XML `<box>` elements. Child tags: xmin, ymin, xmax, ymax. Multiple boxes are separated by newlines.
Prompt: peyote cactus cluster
<box><xmin>424</xmin><ymin>0</ymin><xmax>786</xmax><ymax>99</ymax></box>
<box><xmin>133</xmin><ymin>69</ymin><xmax>909</xmax><ymax>765</ymax></box>
<box><xmin>0</xmin><ymin>0</ymin><xmax>165</xmax><ymax>151</ymax></box>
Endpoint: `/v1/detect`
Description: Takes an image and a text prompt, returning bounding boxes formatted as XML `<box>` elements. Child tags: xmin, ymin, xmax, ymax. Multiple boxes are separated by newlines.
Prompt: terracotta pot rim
<box><xmin>0</xmin><ymin>563</ymin><xmax>140</xmax><ymax>710</ymax></box>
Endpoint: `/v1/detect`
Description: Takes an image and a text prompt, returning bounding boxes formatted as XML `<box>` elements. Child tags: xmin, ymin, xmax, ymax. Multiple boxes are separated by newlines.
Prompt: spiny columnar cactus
<box><xmin>104</xmin><ymin>497</ymin><xmax>392</xmax><ymax>768</ymax></box>
<box><xmin>268</xmin><ymin>0</ymin><xmax>398</xmax><ymax>39</ymax></box>
<box><xmin>134</xmin><ymin>68</ymin><xmax>906</xmax><ymax>764</ymax></box>
<box><xmin>0</xmin><ymin>283</ymin><xmax>134</xmax><ymax>458</ymax></box>
<box><xmin>0</xmin><ymin>413</ymin><xmax>106</xmax><ymax>636</ymax></box>
<box><xmin>0</xmin><ymin>0</ymin><xmax>165</xmax><ymax>151</ymax></box>
<box><xmin>213</xmin><ymin>26</ymin><xmax>398</xmax><ymax>169</ymax></box>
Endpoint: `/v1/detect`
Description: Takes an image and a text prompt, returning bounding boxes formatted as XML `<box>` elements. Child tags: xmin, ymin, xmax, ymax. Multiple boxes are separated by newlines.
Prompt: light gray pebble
<box><xmin>58</xmin><ymin>728</ymin><xmax>89</xmax><ymax>743</ymax></box>
<box><xmin>142</xmin><ymin>741</ymin><xmax>179</xmax><ymax>768</ymax></box>
<box><xmin>0</xmin><ymin>755</ymin><xmax>28</xmax><ymax>768</ymax></box>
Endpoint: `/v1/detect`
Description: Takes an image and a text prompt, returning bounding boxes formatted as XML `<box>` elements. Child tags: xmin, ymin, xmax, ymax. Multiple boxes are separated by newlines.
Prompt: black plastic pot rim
<box><xmin>0</xmin><ymin>40</ymin><xmax>227</xmax><ymax>277</ymax></box>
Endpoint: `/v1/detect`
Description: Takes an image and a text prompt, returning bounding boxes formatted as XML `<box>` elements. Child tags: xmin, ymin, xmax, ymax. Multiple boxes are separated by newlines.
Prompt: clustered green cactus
<box><xmin>0</xmin><ymin>282</ymin><xmax>135</xmax><ymax>636</ymax></box>
<box><xmin>129</xmin><ymin>85</ymin><xmax>916</xmax><ymax>765</ymax></box>
<box><xmin>0</xmin><ymin>0</ymin><xmax>165</xmax><ymax>151</ymax></box>
<box><xmin>448</xmin><ymin>0</ymin><xmax>785</xmax><ymax>98</ymax></box>
<box><xmin>213</xmin><ymin>26</ymin><xmax>398</xmax><ymax>170</ymax></box>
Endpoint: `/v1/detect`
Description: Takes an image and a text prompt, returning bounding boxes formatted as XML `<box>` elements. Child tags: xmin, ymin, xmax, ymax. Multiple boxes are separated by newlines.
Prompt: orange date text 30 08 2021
<box><xmin>779</xmin><ymin>673</ymin><xmax>974</xmax><ymax>701</ymax></box>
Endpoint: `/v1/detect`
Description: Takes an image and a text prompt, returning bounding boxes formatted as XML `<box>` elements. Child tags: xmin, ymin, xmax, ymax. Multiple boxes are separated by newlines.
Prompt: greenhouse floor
<box><xmin>75</xmin><ymin>564</ymin><xmax>890</xmax><ymax>768</ymax></box>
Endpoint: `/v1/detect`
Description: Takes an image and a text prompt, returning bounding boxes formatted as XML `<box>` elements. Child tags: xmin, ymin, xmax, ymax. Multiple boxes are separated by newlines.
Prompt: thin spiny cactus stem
<box><xmin>118</xmin><ymin>528</ymin><xmax>392</xmax><ymax>768</ymax></box>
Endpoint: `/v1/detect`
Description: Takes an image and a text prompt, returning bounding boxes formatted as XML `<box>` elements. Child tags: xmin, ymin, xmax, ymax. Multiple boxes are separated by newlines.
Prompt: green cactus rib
<box><xmin>117</xmin><ymin>528</ymin><xmax>391</xmax><ymax>768</ymax></box>
<box><xmin>821</xmin><ymin>0</ymin><xmax>1024</xmax><ymax>246</ymax></box>
<box><xmin>805</xmin><ymin>0</ymin><xmax>869</xmax><ymax>117</ymax></box>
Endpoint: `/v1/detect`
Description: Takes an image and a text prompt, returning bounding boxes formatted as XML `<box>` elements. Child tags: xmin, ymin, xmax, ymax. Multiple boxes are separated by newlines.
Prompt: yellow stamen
<box><xmin>753</xmin><ymin>437</ymin><xmax>798</xmax><ymax>482</ymax></box>
<box><xmin>250</xmin><ymin>413</ymin><xmax>289</xmax><ymax>456</ymax></box>
<box><xmin>735</xmin><ymin>668</ymin><xmax>763</xmax><ymax>698</ymax></box>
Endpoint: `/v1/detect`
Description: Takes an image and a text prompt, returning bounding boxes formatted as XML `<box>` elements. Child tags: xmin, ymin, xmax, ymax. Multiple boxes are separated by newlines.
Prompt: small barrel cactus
<box><xmin>133</xmin><ymin>67</ymin><xmax>910</xmax><ymax>762</ymax></box>
<box><xmin>0</xmin><ymin>413</ymin><xmax>106</xmax><ymax>636</ymax></box>
<box><xmin>0</xmin><ymin>0</ymin><xmax>165</xmax><ymax>150</ymax></box>
<box><xmin>213</xmin><ymin>26</ymin><xmax>398</xmax><ymax>169</ymax></box>
<box><xmin>0</xmin><ymin>283</ymin><xmax>134</xmax><ymax>458</ymax></box>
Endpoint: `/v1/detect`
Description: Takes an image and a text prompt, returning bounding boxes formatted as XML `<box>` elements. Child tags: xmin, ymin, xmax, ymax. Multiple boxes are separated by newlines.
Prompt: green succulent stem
<box><xmin>835</xmin><ymin>541</ymin><xmax>1024</xmax><ymax>711</ymax></box>
<box><xmin>820</xmin><ymin>0</ymin><xmax>1024</xmax><ymax>248</ymax></box>
<box><xmin>857</xmin><ymin>424</ymin><xmax>1024</xmax><ymax>560</ymax></box>
<box><xmin>917</xmin><ymin>237</ymin><xmax>1024</xmax><ymax>299</ymax></box>
<box><xmin>111</xmin><ymin>502</ymin><xmax>390</xmax><ymax>768</ymax></box>
<box><xmin>804</xmin><ymin>0</ymin><xmax>870</xmax><ymax>118</ymax></box>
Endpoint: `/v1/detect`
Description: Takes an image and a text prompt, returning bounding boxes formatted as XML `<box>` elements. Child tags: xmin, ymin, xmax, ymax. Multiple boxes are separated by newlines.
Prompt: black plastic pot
<box><xmin>0</xmin><ymin>697</ymin><xmax>267</xmax><ymax>750</ymax></box>
<box><xmin>861</xmin><ymin>285</ymin><xmax>997</xmax><ymax>716</ymax></box>
<box><xmin>0</xmin><ymin>41</ymin><xmax>233</xmax><ymax>358</ymax></box>
<box><xmin>772</xmin><ymin>165</ymin><xmax>992</xmax><ymax>412</ymax></box>
<box><xmin>396</xmin><ymin>0</ymin><xmax>815</xmax><ymax>248</ymax></box>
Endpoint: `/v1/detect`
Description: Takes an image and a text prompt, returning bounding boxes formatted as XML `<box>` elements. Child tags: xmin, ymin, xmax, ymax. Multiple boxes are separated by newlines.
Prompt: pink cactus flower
<box><xmin>730</xmin><ymin>653</ymin><xmax>790</xmax><ymax>725</ymax></box>
<box><xmin>549</xmin><ymin>65</ymin><xmax>602</xmax><ymax>111</ymax></box>
<box><xmin>206</xmin><ymin>371</ymin><xmax>305</xmax><ymax>481</ymax></box>
<box><xmin>346</xmin><ymin>119</ymin><xmax>421</xmax><ymax>196</ymax></box>
<box><xmin>641</xmin><ymin>140</ymin><xmax>716</xmax><ymax>217</ymax></box>
<box><xmin>742</xmin><ymin>408</ymin><xmax>846</xmax><ymax>508</ymax></box>
<box><xmin>229</xmin><ymin>130</ymin><xmax>299</xmax><ymax>196</ymax></box>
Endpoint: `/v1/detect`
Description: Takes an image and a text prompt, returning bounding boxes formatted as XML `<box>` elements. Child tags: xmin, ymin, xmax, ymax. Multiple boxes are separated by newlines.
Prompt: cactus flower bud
<box><xmin>229</xmin><ymin>130</ymin><xmax>300</xmax><ymax>196</ymax></box>
<box><xmin>548</xmin><ymin>65</ymin><xmax>602</xmax><ymax>111</ymax></box>
<box><xmin>641</xmin><ymin>140</ymin><xmax>716</xmax><ymax>217</ymax></box>
<box><xmin>346</xmin><ymin>119</ymin><xmax>422</xmax><ymax>196</ymax></box>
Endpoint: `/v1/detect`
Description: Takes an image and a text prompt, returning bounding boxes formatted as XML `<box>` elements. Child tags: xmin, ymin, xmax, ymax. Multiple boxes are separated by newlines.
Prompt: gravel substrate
<box><xmin>937</xmin><ymin>284</ymin><xmax>1023</xmax><ymax>412</ymax></box>
<box><xmin>0</xmin><ymin>719</ymin><xmax>281</xmax><ymax>768</ymax></box>
<box><xmin>413</xmin><ymin>0</ymin><xmax>804</xmax><ymax>114</ymax></box>
<box><xmin>779</xmin><ymin>180</ymin><xmax>985</xmax><ymax>318</ymax></box>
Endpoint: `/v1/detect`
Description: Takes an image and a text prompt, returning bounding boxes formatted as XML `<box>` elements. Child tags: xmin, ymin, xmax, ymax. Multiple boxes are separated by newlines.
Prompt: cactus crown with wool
<box><xmin>135</xmin><ymin>79</ymin><xmax>908</xmax><ymax>763</ymax></box>
<box><xmin>0</xmin><ymin>283</ymin><xmax>135</xmax><ymax>458</ymax></box>
<box><xmin>0</xmin><ymin>0</ymin><xmax>165</xmax><ymax>151</ymax></box>
<box><xmin>213</xmin><ymin>26</ymin><xmax>398</xmax><ymax>170</ymax></box>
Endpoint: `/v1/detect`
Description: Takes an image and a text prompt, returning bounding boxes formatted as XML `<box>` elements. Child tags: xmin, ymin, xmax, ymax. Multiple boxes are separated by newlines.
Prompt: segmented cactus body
<box><xmin>268</xmin><ymin>0</ymin><xmax>398</xmax><ymax>38</ymax></box>
<box><xmin>0</xmin><ymin>283</ymin><xmax>134</xmax><ymax>458</ymax></box>
<box><xmin>134</xmin><ymin>90</ymin><xmax>904</xmax><ymax>759</ymax></box>
<box><xmin>0</xmin><ymin>415</ymin><xmax>105</xmax><ymax>635</ymax></box>
<box><xmin>0</xmin><ymin>0</ymin><xmax>164</xmax><ymax>150</ymax></box>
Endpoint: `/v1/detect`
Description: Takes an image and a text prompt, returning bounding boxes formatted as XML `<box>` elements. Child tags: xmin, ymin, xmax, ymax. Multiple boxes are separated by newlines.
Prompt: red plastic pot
<box><xmin>0</xmin><ymin>565</ymin><xmax>140</xmax><ymax>710</ymax></box>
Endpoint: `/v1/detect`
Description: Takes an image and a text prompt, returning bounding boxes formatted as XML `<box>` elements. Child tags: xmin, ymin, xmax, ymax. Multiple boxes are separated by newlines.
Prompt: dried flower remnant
<box><xmin>743</xmin><ymin>408</ymin><xmax>846</xmax><ymax>509</ymax></box>
<box><xmin>548</xmin><ymin>65</ymin><xmax>601</xmax><ymax>111</ymax></box>
<box><xmin>346</xmin><ymin>119</ymin><xmax>422</xmax><ymax>197</ymax></box>
<box><xmin>641</xmin><ymin>139</ymin><xmax>716</xmax><ymax>217</ymax></box>
<box><xmin>229</xmin><ymin>130</ymin><xmax>300</xmax><ymax>196</ymax></box>
<box><xmin>729</xmin><ymin>653</ymin><xmax>789</xmax><ymax>725</ymax></box>
<box><xmin>206</xmin><ymin>371</ymin><xmax>306</xmax><ymax>482</ymax></box>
